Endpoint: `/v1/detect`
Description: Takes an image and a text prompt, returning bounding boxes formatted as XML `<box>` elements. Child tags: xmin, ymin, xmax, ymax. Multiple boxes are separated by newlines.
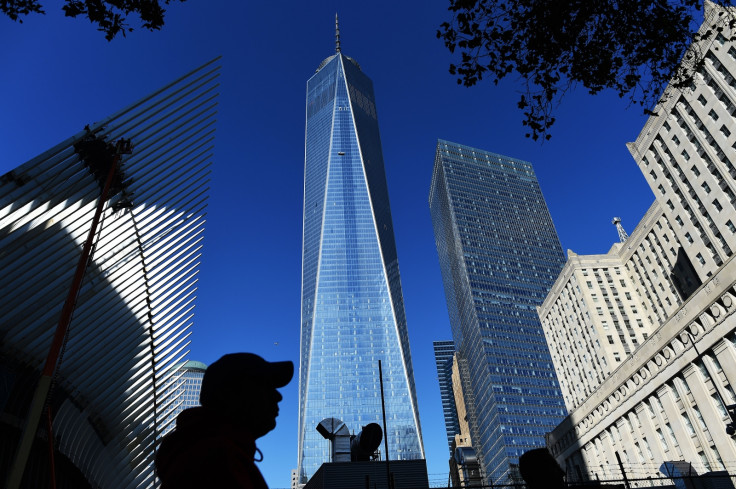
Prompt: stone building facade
<box><xmin>538</xmin><ymin>2</ymin><xmax>736</xmax><ymax>480</ymax></box>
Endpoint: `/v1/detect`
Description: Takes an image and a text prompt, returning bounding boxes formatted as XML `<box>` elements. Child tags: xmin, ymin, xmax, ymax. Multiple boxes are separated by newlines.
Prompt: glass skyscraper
<box><xmin>433</xmin><ymin>340</ymin><xmax>459</xmax><ymax>454</ymax></box>
<box><xmin>159</xmin><ymin>360</ymin><xmax>207</xmax><ymax>435</ymax></box>
<box><xmin>429</xmin><ymin>140</ymin><xmax>567</xmax><ymax>483</ymax></box>
<box><xmin>297</xmin><ymin>45</ymin><xmax>423</xmax><ymax>482</ymax></box>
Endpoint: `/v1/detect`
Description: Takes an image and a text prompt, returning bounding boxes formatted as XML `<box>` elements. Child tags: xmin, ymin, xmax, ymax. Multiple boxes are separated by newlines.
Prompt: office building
<box><xmin>434</xmin><ymin>340</ymin><xmax>460</xmax><ymax>453</ymax></box>
<box><xmin>0</xmin><ymin>59</ymin><xmax>218</xmax><ymax>488</ymax></box>
<box><xmin>159</xmin><ymin>361</ymin><xmax>207</xmax><ymax>436</ymax></box>
<box><xmin>429</xmin><ymin>140</ymin><xmax>567</xmax><ymax>483</ymax></box>
<box><xmin>297</xmin><ymin>26</ymin><xmax>424</xmax><ymax>483</ymax></box>
<box><xmin>540</xmin><ymin>2</ymin><xmax>736</xmax><ymax>480</ymax></box>
<box><xmin>447</xmin><ymin>352</ymin><xmax>483</xmax><ymax>488</ymax></box>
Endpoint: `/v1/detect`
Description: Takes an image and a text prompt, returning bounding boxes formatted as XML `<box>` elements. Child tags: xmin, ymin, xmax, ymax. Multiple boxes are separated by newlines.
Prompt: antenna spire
<box><xmin>335</xmin><ymin>13</ymin><xmax>341</xmax><ymax>53</ymax></box>
<box><xmin>612</xmin><ymin>217</ymin><xmax>629</xmax><ymax>243</ymax></box>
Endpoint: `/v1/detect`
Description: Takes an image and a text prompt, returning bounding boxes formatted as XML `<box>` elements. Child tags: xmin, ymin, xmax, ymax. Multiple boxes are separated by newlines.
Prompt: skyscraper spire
<box><xmin>612</xmin><ymin>217</ymin><xmax>629</xmax><ymax>242</ymax></box>
<box><xmin>298</xmin><ymin>31</ymin><xmax>423</xmax><ymax>483</ymax></box>
<box><xmin>335</xmin><ymin>13</ymin><xmax>341</xmax><ymax>53</ymax></box>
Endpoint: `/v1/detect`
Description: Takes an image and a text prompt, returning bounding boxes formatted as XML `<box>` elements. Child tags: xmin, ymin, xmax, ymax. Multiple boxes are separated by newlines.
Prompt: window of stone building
<box><xmin>725</xmin><ymin>384</ymin><xmax>736</xmax><ymax>403</ymax></box>
<box><xmin>699</xmin><ymin>451</ymin><xmax>711</xmax><ymax>471</ymax></box>
<box><xmin>669</xmin><ymin>382</ymin><xmax>681</xmax><ymax>400</ymax></box>
<box><xmin>712</xmin><ymin>394</ymin><xmax>728</xmax><ymax>419</ymax></box>
<box><xmin>712</xmin><ymin>446</ymin><xmax>726</xmax><ymax>471</ymax></box>
<box><xmin>646</xmin><ymin>401</ymin><xmax>656</xmax><ymax>417</ymax></box>
<box><xmin>643</xmin><ymin>438</ymin><xmax>653</xmax><ymax>459</ymax></box>
<box><xmin>665</xmin><ymin>423</ymin><xmax>678</xmax><ymax>447</ymax></box>
<box><xmin>693</xmin><ymin>406</ymin><xmax>708</xmax><ymax>431</ymax></box>
<box><xmin>682</xmin><ymin>413</ymin><xmax>696</xmax><ymax>435</ymax></box>
<box><xmin>635</xmin><ymin>442</ymin><xmax>645</xmax><ymax>463</ymax></box>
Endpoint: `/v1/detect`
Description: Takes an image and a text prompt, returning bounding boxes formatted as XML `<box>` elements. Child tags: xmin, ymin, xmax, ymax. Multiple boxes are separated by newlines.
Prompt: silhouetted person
<box><xmin>519</xmin><ymin>448</ymin><xmax>566</xmax><ymax>489</ymax></box>
<box><xmin>155</xmin><ymin>353</ymin><xmax>294</xmax><ymax>489</ymax></box>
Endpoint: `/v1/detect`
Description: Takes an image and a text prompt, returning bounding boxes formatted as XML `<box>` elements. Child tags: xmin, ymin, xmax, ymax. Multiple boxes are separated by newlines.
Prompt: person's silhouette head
<box><xmin>519</xmin><ymin>448</ymin><xmax>565</xmax><ymax>489</ymax></box>
<box><xmin>199</xmin><ymin>353</ymin><xmax>294</xmax><ymax>438</ymax></box>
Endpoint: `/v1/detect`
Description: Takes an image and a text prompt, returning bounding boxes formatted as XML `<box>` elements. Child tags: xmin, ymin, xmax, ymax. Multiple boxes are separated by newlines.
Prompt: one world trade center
<box><xmin>297</xmin><ymin>19</ymin><xmax>424</xmax><ymax>483</ymax></box>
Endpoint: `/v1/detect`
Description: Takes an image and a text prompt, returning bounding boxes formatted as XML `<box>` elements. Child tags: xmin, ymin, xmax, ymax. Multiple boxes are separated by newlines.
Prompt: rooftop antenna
<box><xmin>335</xmin><ymin>13</ymin><xmax>341</xmax><ymax>53</ymax></box>
<box><xmin>612</xmin><ymin>217</ymin><xmax>629</xmax><ymax>243</ymax></box>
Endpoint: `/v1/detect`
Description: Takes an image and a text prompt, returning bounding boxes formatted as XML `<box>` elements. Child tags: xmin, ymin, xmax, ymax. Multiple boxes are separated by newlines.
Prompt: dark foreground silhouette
<box><xmin>155</xmin><ymin>353</ymin><xmax>294</xmax><ymax>489</ymax></box>
<box><xmin>519</xmin><ymin>448</ymin><xmax>566</xmax><ymax>489</ymax></box>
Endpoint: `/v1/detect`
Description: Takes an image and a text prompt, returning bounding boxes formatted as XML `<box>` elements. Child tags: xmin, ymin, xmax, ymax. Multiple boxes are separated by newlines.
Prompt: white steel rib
<box><xmin>0</xmin><ymin>58</ymin><xmax>220</xmax><ymax>488</ymax></box>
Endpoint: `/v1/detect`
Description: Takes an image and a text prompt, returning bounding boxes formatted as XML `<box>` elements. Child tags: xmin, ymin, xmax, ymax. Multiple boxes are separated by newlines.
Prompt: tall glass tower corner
<box><xmin>433</xmin><ymin>340</ymin><xmax>460</xmax><ymax>455</ymax></box>
<box><xmin>429</xmin><ymin>139</ymin><xmax>567</xmax><ymax>483</ymax></box>
<box><xmin>297</xmin><ymin>51</ymin><xmax>424</xmax><ymax>482</ymax></box>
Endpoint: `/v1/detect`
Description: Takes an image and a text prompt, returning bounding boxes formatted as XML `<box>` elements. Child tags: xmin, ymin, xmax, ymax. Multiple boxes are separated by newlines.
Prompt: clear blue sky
<box><xmin>2</xmin><ymin>2</ymin><xmax>658</xmax><ymax>487</ymax></box>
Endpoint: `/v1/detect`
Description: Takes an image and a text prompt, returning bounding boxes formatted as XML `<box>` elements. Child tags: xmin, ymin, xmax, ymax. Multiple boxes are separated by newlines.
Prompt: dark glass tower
<box><xmin>429</xmin><ymin>140</ymin><xmax>567</xmax><ymax>483</ymax></box>
<box><xmin>433</xmin><ymin>340</ymin><xmax>459</xmax><ymax>454</ymax></box>
<box><xmin>297</xmin><ymin>45</ymin><xmax>423</xmax><ymax>482</ymax></box>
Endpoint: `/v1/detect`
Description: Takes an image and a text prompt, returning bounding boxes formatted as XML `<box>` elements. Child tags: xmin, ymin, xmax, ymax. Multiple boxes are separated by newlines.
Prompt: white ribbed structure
<box><xmin>0</xmin><ymin>58</ymin><xmax>219</xmax><ymax>488</ymax></box>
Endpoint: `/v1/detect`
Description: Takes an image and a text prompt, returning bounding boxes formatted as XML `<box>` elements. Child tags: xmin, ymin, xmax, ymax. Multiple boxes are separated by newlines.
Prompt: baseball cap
<box><xmin>199</xmin><ymin>353</ymin><xmax>294</xmax><ymax>408</ymax></box>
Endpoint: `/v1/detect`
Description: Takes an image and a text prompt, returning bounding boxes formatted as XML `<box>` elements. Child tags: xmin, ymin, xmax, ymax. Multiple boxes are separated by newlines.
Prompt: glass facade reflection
<box><xmin>298</xmin><ymin>52</ymin><xmax>424</xmax><ymax>482</ymax></box>
<box><xmin>433</xmin><ymin>340</ymin><xmax>459</xmax><ymax>454</ymax></box>
<box><xmin>159</xmin><ymin>360</ymin><xmax>207</xmax><ymax>436</ymax></box>
<box><xmin>429</xmin><ymin>140</ymin><xmax>567</xmax><ymax>483</ymax></box>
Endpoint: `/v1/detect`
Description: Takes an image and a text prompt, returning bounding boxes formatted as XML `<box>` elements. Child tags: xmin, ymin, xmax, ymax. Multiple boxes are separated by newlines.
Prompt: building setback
<box><xmin>429</xmin><ymin>139</ymin><xmax>567</xmax><ymax>483</ymax></box>
<box><xmin>540</xmin><ymin>2</ymin><xmax>736</xmax><ymax>481</ymax></box>
<box><xmin>297</xmin><ymin>29</ymin><xmax>423</xmax><ymax>483</ymax></box>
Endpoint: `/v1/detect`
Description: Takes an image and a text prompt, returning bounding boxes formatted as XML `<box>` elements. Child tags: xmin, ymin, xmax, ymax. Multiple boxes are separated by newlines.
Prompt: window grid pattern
<box><xmin>430</xmin><ymin>140</ymin><xmax>566</xmax><ymax>482</ymax></box>
<box><xmin>550</xmin><ymin>9</ymin><xmax>736</xmax><ymax>479</ymax></box>
<box><xmin>434</xmin><ymin>340</ymin><xmax>460</xmax><ymax>454</ymax></box>
<box><xmin>159</xmin><ymin>361</ymin><xmax>207</xmax><ymax>436</ymax></box>
<box><xmin>298</xmin><ymin>54</ymin><xmax>423</xmax><ymax>483</ymax></box>
<box><xmin>636</xmin><ymin>37</ymin><xmax>736</xmax><ymax>279</ymax></box>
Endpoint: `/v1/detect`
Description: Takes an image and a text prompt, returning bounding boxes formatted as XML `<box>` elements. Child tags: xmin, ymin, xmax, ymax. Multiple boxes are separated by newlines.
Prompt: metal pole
<box><xmin>47</xmin><ymin>407</ymin><xmax>56</xmax><ymax>489</ymax></box>
<box><xmin>615</xmin><ymin>452</ymin><xmax>630</xmax><ymax>489</ymax></box>
<box><xmin>6</xmin><ymin>141</ymin><xmax>127</xmax><ymax>489</ymax></box>
<box><xmin>379</xmin><ymin>360</ymin><xmax>391</xmax><ymax>489</ymax></box>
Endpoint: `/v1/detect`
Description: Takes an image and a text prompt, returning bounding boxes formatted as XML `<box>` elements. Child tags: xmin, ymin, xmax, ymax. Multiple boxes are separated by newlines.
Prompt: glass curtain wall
<box><xmin>430</xmin><ymin>140</ymin><xmax>567</xmax><ymax>482</ymax></box>
<box><xmin>298</xmin><ymin>53</ymin><xmax>423</xmax><ymax>482</ymax></box>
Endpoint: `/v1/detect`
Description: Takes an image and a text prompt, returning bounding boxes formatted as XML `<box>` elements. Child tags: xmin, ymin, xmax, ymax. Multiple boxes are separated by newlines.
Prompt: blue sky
<box><xmin>2</xmin><ymin>1</ymin><xmax>659</xmax><ymax>487</ymax></box>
